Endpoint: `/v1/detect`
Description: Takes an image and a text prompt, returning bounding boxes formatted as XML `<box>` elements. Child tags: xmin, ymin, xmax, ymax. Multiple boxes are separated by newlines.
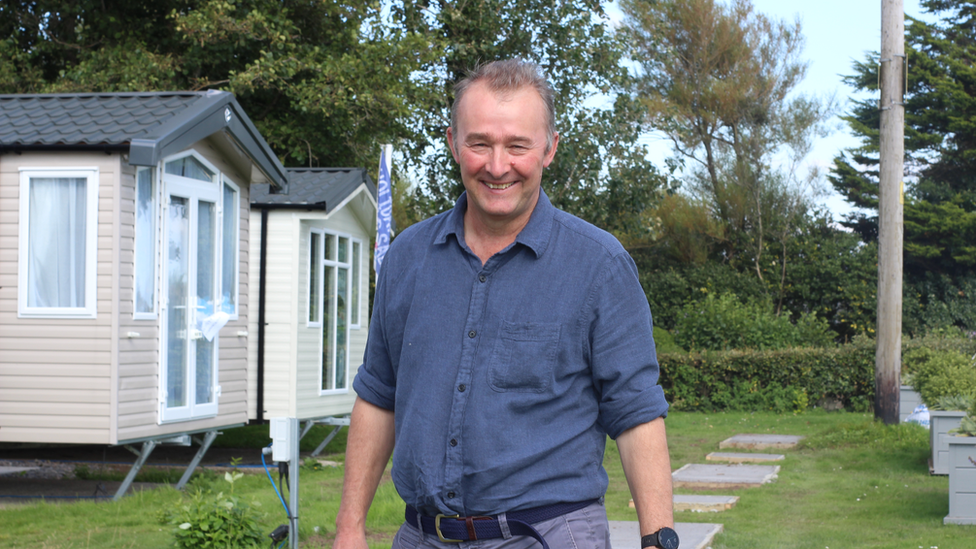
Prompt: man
<box><xmin>334</xmin><ymin>59</ymin><xmax>676</xmax><ymax>549</ymax></box>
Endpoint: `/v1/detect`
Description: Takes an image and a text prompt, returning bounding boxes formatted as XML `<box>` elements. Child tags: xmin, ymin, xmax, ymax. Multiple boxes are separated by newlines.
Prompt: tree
<box><xmin>0</xmin><ymin>0</ymin><xmax>432</xmax><ymax>168</ymax></box>
<box><xmin>391</xmin><ymin>0</ymin><xmax>672</xmax><ymax>236</ymax></box>
<box><xmin>621</xmin><ymin>0</ymin><xmax>833</xmax><ymax>308</ymax></box>
<box><xmin>1</xmin><ymin>1</ymin><xmax>670</xmax><ymax>239</ymax></box>
<box><xmin>832</xmin><ymin>0</ymin><xmax>976</xmax><ymax>282</ymax></box>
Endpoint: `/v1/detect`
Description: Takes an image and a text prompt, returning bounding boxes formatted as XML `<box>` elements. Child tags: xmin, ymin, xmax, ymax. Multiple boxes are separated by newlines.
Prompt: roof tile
<box><xmin>0</xmin><ymin>92</ymin><xmax>206</xmax><ymax>146</ymax></box>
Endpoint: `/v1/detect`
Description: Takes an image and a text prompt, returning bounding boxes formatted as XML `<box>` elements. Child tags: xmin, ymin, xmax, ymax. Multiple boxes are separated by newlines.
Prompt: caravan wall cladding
<box><xmin>247</xmin><ymin>205</ymin><xmax>369</xmax><ymax>421</ymax></box>
<box><xmin>0</xmin><ymin>141</ymin><xmax>250</xmax><ymax>445</ymax></box>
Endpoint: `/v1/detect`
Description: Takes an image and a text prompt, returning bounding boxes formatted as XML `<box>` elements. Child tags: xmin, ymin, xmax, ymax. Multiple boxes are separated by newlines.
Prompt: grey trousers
<box><xmin>391</xmin><ymin>500</ymin><xmax>611</xmax><ymax>549</ymax></box>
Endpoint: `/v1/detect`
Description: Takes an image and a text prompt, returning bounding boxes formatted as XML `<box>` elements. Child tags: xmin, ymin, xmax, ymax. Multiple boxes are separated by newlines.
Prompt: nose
<box><xmin>485</xmin><ymin>147</ymin><xmax>511</xmax><ymax>178</ymax></box>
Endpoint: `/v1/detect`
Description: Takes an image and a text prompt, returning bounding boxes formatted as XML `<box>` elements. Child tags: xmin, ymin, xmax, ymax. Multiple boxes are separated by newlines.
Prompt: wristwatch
<box><xmin>641</xmin><ymin>527</ymin><xmax>679</xmax><ymax>549</ymax></box>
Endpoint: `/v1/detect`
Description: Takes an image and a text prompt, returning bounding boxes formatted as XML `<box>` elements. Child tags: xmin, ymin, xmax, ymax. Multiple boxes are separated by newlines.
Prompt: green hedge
<box><xmin>658</xmin><ymin>335</ymin><xmax>976</xmax><ymax>412</ymax></box>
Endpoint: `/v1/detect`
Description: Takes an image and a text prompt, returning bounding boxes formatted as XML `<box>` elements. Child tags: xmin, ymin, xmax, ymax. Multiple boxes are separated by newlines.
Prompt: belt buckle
<box><xmin>434</xmin><ymin>514</ymin><xmax>462</xmax><ymax>543</ymax></box>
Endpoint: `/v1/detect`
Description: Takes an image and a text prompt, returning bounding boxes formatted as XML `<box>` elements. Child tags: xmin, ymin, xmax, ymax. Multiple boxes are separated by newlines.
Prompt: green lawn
<box><xmin>1</xmin><ymin>411</ymin><xmax>972</xmax><ymax>548</ymax></box>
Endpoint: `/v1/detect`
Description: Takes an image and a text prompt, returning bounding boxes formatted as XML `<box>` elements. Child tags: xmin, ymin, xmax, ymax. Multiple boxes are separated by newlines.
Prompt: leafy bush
<box><xmin>671</xmin><ymin>293</ymin><xmax>836</xmax><ymax>351</ymax></box>
<box><xmin>903</xmin><ymin>273</ymin><xmax>976</xmax><ymax>337</ymax></box>
<box><xmin>908</xmin><ymin>348</ymin><xmax>976</xmax><ymax>407</ymax></box>
<box><xmin>634</xmin><ymin>257</ymin><xmax>766</xmax><ymax>330</ymax></box>
<box><xmin>659</xmin><ymin>335</ymin><xmax>976</xmax><ymax>412</ymax></box>
<box><xmin>652</xmin><ymin>326</ymin><xmax>682</xmax><ymax>354</ymax></box>
<box><xmin>159</xmin><ymin>467</ymin><xmax>264</xmax><ymax>549</ymax></box>
<box><xmin>901</xmin><ymin>347</ymin><xmax>937</xmax><ymax>386</ymax></box>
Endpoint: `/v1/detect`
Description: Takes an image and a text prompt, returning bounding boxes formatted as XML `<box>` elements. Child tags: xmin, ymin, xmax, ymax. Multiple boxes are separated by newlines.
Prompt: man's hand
<box><xmin>333</xmin><ymin>398</ymin><xmax>396</xmax><ymax>549</ymax></box>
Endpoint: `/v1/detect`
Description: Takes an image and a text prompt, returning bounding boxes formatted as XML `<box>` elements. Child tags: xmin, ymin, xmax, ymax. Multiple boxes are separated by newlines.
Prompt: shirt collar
<box><xmin>434</xmin><ymin>188</ymin><xmax>555</xmax><ymax>259</ymax></box>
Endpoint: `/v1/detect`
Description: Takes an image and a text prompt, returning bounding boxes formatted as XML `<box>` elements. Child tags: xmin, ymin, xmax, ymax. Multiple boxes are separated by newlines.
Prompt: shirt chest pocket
<box><xmin>488</xmin><ymin>321</ymin><xmax>561</xmax><ymax>393</ymax></box>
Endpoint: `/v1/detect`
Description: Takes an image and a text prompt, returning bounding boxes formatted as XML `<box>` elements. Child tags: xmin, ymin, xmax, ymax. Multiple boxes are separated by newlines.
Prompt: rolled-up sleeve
<box><xmin>587</xmin><ymin>252</ymin><xmax>669</xmax><ymax>439</ymax></box>
<box><xmin>352</xmin><ymin>251</ymin><xmax>398</xmax><ymax>412</ymax></box>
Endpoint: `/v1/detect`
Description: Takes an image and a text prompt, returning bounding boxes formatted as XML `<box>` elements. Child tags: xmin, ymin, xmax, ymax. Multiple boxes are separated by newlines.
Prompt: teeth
<box><xmin>485</xmin><ymin>181</ymin><xmax>514</xmax><ymax>190</ymax></box>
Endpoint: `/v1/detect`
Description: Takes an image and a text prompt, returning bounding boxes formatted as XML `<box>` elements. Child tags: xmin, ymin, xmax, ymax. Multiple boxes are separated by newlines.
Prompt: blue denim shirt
<box><xmin>353</xmin><ymin>190</ymin><xmax>669</xmax><ymax>517</ymax></box>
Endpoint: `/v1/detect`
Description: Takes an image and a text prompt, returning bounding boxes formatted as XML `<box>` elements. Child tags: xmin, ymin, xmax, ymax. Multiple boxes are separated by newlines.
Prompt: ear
<box><xmin>543</xmin><ymin>132</ymin><xmax>559</xmax><ymax>167</ymax></box>
<box><xmin>446</xmin><ymin>127</ymin><xmax>460</xmax><ymax>163</ymax></box>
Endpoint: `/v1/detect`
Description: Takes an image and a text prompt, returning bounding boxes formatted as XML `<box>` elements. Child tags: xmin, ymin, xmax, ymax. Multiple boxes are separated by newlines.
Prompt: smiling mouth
<box><xmin>484</xmin><ymin>181</ymin><xmax>516</xmax><ymax>190</ymax></box>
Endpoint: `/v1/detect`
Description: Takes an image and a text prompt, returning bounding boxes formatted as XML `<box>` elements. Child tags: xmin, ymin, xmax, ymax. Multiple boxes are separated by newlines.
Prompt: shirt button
<box><xmin>479</xmin><ymin>274</ymin><xmax>487</xmax><ymax>283</ymax></box>
<box><xmin>458</xmin><ymin>384</ymin><xmax>466</xmax><ymax>392</ymax></box>
<box><xmin>450</xmin><ymin>439</ymin><xmax>458</xmax><ymax>447</ymax></box>
<box><xmin>468</xmin><ymin>330</ymin><xmax>476</xmax><ymax>338</ymax></box>
<box><xmin>448</xmin><ymin>491</ymin><xmax>456</xmax><ymax>499</ymax></box>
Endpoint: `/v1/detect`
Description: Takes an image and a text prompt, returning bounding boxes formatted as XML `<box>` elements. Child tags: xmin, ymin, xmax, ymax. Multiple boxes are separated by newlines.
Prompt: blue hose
<box><xmin>261</xmin><ymin>445</ymin><xmax>291</xmax><ymax>517</ymax></box>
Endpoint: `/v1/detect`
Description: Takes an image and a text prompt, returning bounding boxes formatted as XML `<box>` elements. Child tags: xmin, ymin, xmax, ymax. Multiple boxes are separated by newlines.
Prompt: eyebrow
<box><xmin>464</xmin><ymin>132</ymin><xmax>534</xmax><ymax>145</ymax></box>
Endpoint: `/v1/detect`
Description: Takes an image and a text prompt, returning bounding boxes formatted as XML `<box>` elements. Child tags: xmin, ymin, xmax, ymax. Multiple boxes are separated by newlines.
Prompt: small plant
<box><xmin>950</xmin><ymin>400</ymin><xmax>976</xmax><ymax>437</ymax></box>
<box><xmin>930</xmin><ymin>394</ymin><xmax>974</xmax><ymax>412</ymax></box>
<box><xmin>159</xmin><ymin>457</ymin><xmax>264</xmax><ymax>549</ymax></box>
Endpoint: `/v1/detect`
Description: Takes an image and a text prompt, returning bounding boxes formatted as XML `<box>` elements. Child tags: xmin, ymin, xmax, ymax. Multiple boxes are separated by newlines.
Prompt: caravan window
<box><xmin>309</xmin><ymin>230</ymin><xmax>355</xmax><ymax>393</ymax></box>
<box><xmin>18</xmin><ymin>168</ymin><xmax>99</xmax><ymax>319</ymax></box>
<box><xmin>135</xmin><ymin>167</ymin><xmax>157</xmax><ymax>317</ymax></box>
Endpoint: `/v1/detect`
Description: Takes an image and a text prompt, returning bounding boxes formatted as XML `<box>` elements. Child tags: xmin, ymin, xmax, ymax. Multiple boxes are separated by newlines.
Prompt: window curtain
<box><xmin>221</xmin><ymin>183</ymin><xmax>237</xmax><ymax>314</ymax></box>
<box><xmin>135</xmin><ymin>169</ymin><xmax>155</xmax><ymax>313</ymax></box>
<box><xmin>28</xmin><ymin>177</ymin><xmax>87</xmax><ymax>308</ymax></box>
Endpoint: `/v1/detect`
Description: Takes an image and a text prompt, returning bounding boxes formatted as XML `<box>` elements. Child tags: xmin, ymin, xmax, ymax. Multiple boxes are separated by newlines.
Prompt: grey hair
<box><xmin>450</xmin><ymin>59</ymin><xmax>557</xmax><ymax>153</ymax></box>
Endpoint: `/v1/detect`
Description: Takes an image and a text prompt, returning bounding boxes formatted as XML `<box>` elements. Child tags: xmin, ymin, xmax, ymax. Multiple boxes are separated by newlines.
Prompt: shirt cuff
<box><xmin>352</xmin><ymin>364</ymin><xmax>396</xmax><ymax>411</ymax></box>
<box><xmin>601</xmin><ymin>384</ymin><xmax>670</xmax><ymax>439</ymax></box>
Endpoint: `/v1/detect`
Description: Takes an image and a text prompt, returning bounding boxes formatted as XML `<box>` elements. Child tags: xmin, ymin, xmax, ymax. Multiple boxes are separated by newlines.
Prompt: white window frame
<box><xmin>134</xmin><ymin>166</ymin><xmax>159</xmax><ymax>320</ymax></box>
<box><xmin>220</xmin><ymin>175</ymin><xmax>241</xmax><ymax>320</ymax></box>
<box><xmin>350</xmin><ymin>238</ymin><xmax>363</xmax><ymax>329</ymax></box>
<box><xmin>17</xmin><ymin>167</ymin><xmax>99</xmax><ymax>319</ymax></box>
<box><xmin>317</xmin><ymin>230</ymin><xmax>352</xmax><ymax>395</ymax></box>
<box><xmin>307</xmin><ymin>228</ymin><xmax>324</xmax><ymax>328</ymax></box>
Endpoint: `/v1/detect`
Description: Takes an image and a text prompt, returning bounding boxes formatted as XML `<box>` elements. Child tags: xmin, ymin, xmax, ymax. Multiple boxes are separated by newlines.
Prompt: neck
<box><xmin>463</xmin><ymin>212</ymin><xmax>529</xmax><ymax>265</ymax></box>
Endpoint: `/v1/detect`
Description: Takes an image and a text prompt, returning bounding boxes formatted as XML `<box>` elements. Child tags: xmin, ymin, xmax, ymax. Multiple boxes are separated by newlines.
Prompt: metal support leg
<box><xmin>310</xmin><ymin>425</ymin><xmax>344</xmax><ymax>457</ymax></box>
<box><xmin>175</xmin><ymin>430</ymin><xmax>219</xmax><ymax>490</ymax></box>
<box><xmin>299</xmin><ymin>420</ymin><xmax>316</xmax><ymax>441</ymax></box>
<box><xmin>114</xmin><ymin>440</ymin><xmax>158</xmax><ymax>501</ymax></box>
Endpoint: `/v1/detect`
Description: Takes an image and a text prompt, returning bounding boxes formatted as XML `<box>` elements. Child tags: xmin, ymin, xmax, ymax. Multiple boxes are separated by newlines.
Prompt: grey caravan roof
<box><xmin>251</xmin><ymin>167</ymin><xmax>377</xmax><ymax>212</ymax></box>
<box><xmin>0</xmin><ymin>90</ymin><xmax>287</xmax><ymax>189</ymax></box>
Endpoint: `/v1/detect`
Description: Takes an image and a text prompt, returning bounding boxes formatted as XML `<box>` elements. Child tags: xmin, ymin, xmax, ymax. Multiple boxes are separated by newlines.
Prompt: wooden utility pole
<box><xmin>877</xmin><ymin>0</ymin><xmax>905</xmax><ymax>425</ymax></box>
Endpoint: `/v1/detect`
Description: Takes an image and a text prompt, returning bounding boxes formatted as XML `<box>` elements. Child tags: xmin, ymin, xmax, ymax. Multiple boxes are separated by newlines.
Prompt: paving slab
<box><xmin>628</xmin><ymin>495</ymin><xmax>739</xmax><ymax>512</ymax></box>
<box><xmin>673</xmin><ymin>494</ymin><xmax>739</xmax><ymax>512</ymax></box>
<box><xmin>609</xmin><ymin>521</ymin><xmax>722</xmax><ymax>549</ymax></box>
<box><xmin>706</xmin><ymin>452</ymin><xmax>784</xmax><ymax>463</ymax></box>
<box><xmin>672</xmin><ymin>463</ymin><xmax>780</xmax><ymax>489</ymax></box>
<box><xmin>0</xmin><ymin>467</ymin><xmax>37</xmax><ymax>476</ymax></box>
<box><xmin>718</xmin><ymin>434</ymin><xmax>804</xmax><ymax>450</ymax></box>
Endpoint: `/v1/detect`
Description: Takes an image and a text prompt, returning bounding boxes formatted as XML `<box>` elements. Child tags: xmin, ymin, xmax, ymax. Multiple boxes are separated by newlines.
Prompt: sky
<box><xmin>606</xmin><ymin>0</ymin><xmax>939</xmax><ymax>218</ymax></box>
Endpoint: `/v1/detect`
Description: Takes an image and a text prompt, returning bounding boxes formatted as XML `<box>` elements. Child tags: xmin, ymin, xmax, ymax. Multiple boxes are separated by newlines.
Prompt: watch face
<box><xmin>658</xmin><ymin>527</ymin><xmax>679</xmax><ymax>549</ymax></box>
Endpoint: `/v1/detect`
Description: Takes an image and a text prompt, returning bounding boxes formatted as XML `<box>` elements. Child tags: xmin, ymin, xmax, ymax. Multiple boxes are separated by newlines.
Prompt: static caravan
<box><xmin>249</xmin><ymin>168</ymin><xmax>376</xmax><ymax>449</ymax></box>
<box><xmin>0</xmin><ymin>91</ymin><xmax>287</xmax><ymax>495</ymax></box>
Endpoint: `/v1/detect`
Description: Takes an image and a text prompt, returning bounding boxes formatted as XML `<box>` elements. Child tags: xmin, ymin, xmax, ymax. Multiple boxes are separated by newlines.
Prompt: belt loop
<box><xmin>498</xmin><ymin>512</ymin><xmax>513</xmax><ymax>540</ymax></box>
<box><xmin>416</xmin><ymin>511</ymin><xmax>427</xmax><ymax>542</ymax></box>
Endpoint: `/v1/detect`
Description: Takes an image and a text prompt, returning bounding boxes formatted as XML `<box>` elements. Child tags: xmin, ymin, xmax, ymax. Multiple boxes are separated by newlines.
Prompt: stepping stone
<box><xmin>609</xmin><ymin>521</ymin><xmax>722</xmax><ymax>549</ymax></box>
<box><xmin>673</xmin><ymin>494</ymin><xmax>739</xmax><ymax>512</ymax></box>
<box><xmin>672</xmin><ymin>463</ymin><xmax>780</xmax><ymax>489</ymax></box>
<box><xmin>0</xmin><ymin>467</ymin><xmax>37</xmax><ymax>476</ymax></box>
<box><xmin>628</xmin><ymin>495</ymin><xmax>739</xmax><ymax>513</ymax></box>
<box><xmin>706</xmin><ymin>452</ymin><xmax>785</xmax><ymax>463</ymax></box>
<box><xmin>718</xmin><ymin>434</ymin><xmax>804</xmax><ymax>450</ymax></box>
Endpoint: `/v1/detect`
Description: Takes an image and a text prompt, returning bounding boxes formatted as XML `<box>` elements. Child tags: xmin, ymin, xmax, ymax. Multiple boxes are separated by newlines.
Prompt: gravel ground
<box><xmin>0</xmin><ymin>444</ymin><xmax>269</xmax><ymax>505</ymax></box>
<box><xmin>0</xmin><ymin>459</ymin><xmax>78</xmax><ymax>480</ymax></box>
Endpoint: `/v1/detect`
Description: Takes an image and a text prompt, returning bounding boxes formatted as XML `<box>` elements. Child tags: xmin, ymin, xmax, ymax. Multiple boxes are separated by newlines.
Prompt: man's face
<box><xmin>447</xmin><ymin>81</ymin><xmax>558</xmax><ymax>232</ymax></box>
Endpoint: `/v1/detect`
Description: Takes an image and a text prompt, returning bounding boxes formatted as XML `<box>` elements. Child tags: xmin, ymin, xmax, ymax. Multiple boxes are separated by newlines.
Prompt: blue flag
<box><xmin>375</xmin><ymin>144</ymin><xmax>393</xmax><ymax>275</ymax></box>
